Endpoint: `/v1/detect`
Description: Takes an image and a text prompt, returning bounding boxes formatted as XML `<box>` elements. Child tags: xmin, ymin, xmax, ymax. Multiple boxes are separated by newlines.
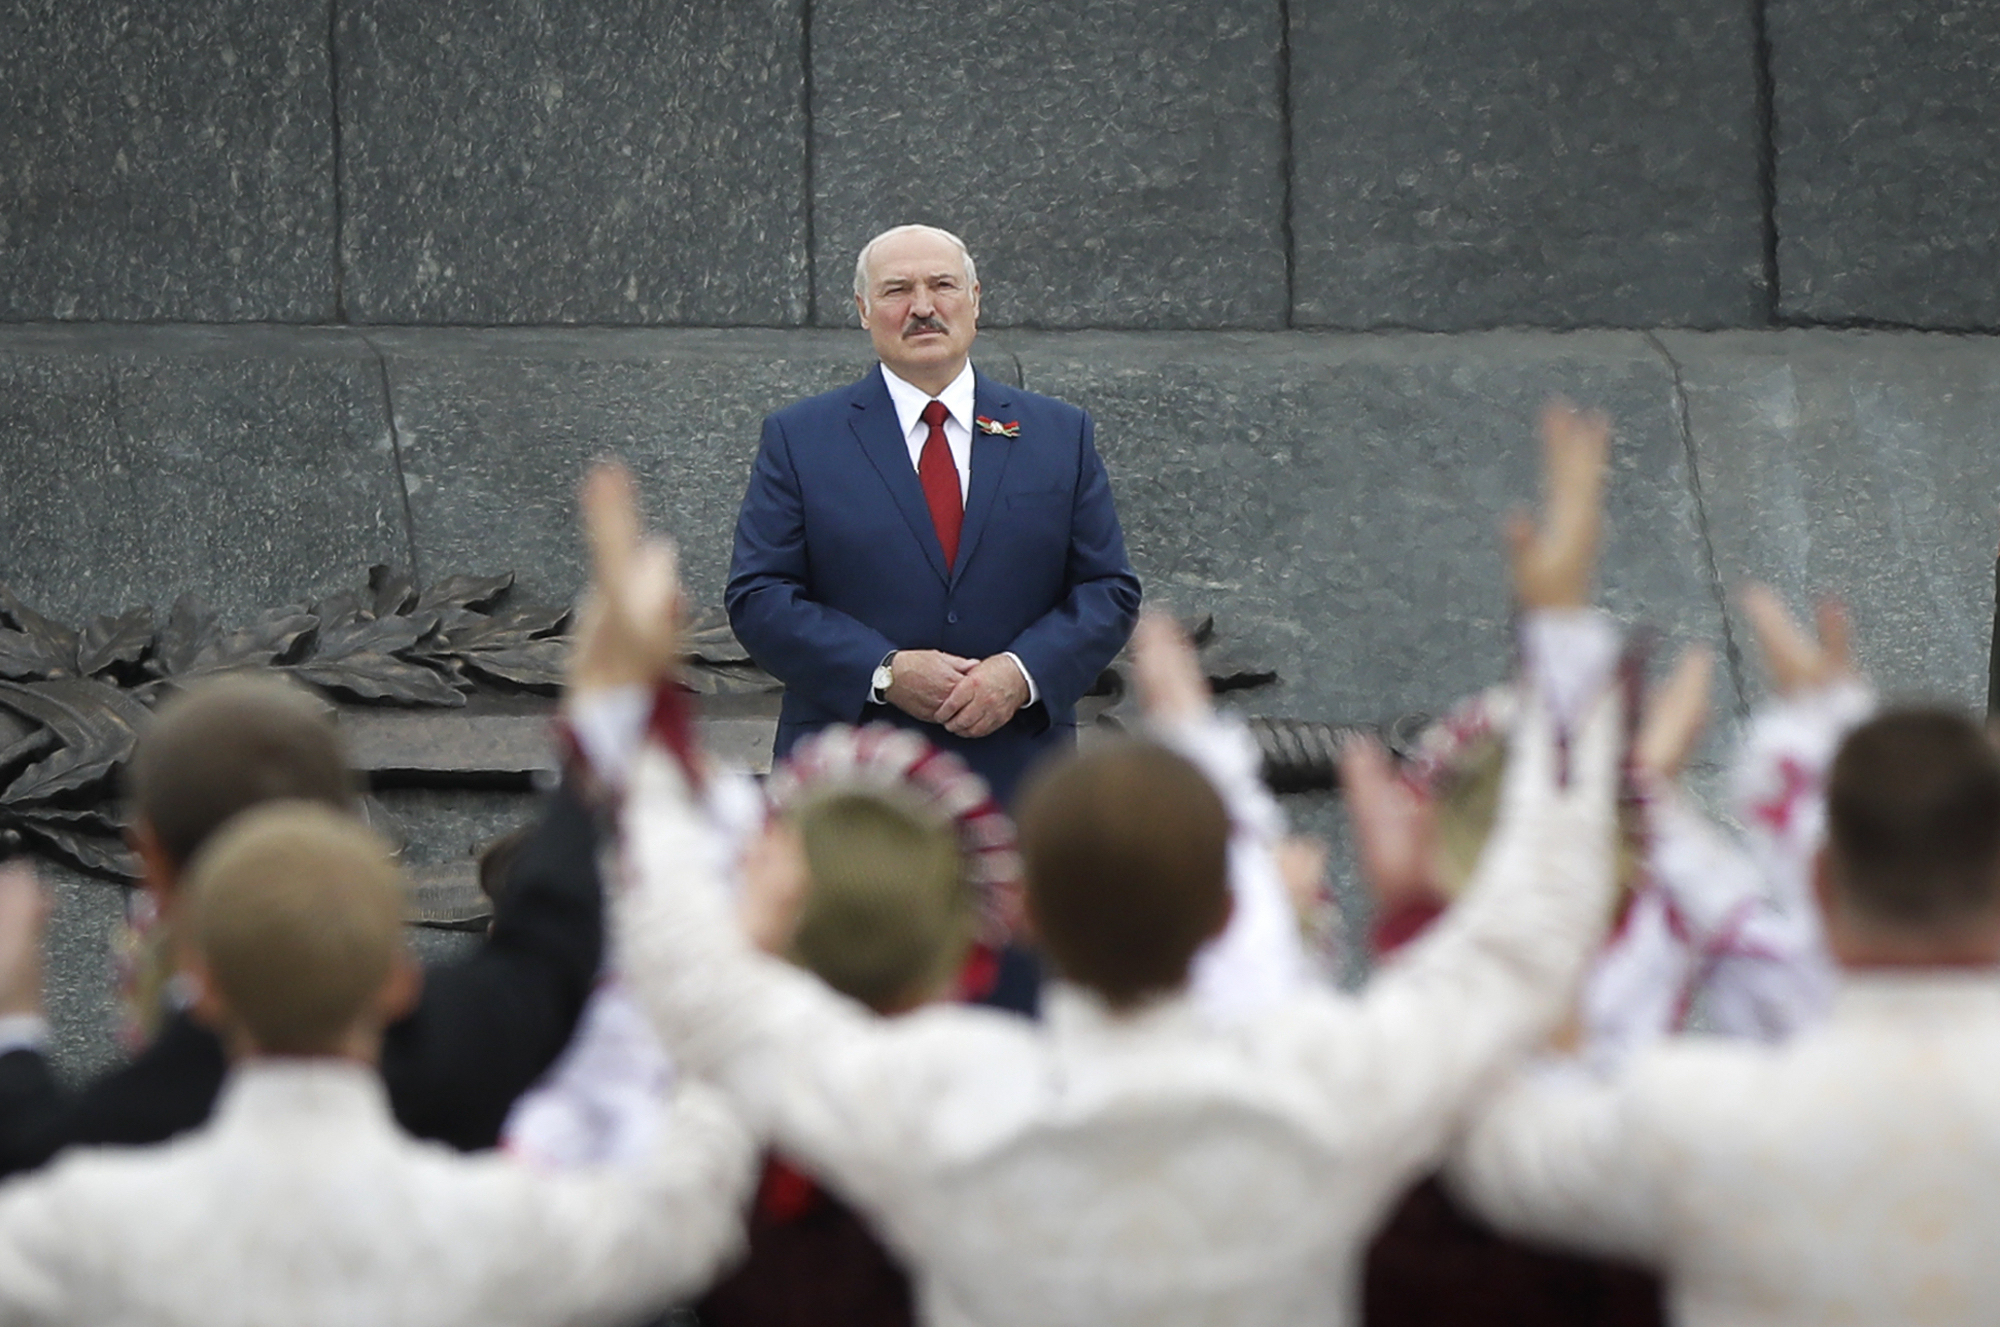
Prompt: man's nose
<box><xmin>910</xmin><ymin>288</ymin><xmax>935</xmax><ymax>316</ymax></box>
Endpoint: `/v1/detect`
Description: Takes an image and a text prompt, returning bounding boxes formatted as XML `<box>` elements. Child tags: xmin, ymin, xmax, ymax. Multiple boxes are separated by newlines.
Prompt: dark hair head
<box><xmin>788</xmin><ymin>788</ymin><xmax>971</xmax><ymax>1011</ymax></box>
<box><xmin>1827</xmin><ymin>707</ymin><xmax>2000</xmax><ymax>930</ymax></box>
<box><xmin>184</xmin><ymin>801</ymin><xmax>404</xmax><ymax>1055</ymax></box>
<box><xmin>1016</xmin><ymin>740</ymin><xmax>1229</xmax><ymax>1010</ymax></box>
<box><xmin>127</xmin><ymin>675</ymin><xmax>355</xmax><ymax>873</ymax></box>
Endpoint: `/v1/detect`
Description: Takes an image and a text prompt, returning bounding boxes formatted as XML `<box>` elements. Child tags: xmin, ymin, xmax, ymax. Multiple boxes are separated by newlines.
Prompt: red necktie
<box><xmin>918</xmin><ymin>399</ymin><xmax>963</xmax><ymax>569</ymax></box>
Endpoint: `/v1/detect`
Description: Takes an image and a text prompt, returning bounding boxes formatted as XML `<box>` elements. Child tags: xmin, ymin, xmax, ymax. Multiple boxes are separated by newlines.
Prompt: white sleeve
<box><xmin>1447</xmin><ymin>1059</ymin><xmax>1667</xmax><ymax>1263</ymax></box>
<box><xmin>485</xmin><ymin>1079</ymin><xmax>759</xmax><ymax>1324</ymax></box>
<box><xmin>1518</xmin><ymin>607</ymin><xmax>1623</xmax><ymax>743</ymax></box>
<box><xmin>1731</xmin><ymin>679</ymin><xmax>1875</xmax><ymax>925</ymax></box>
<box><xmin>615</xmin><ymin>746</ymin><xmax>970</xmax><ymax>1215</ymax></box>
<box><xmin>1319</xmin><ymin>665</ymin><xmax>1622</xmax><ymax>1176</ymax></box>
<box><xmin>1646</xmin><ymin>783</ymin><xmax>1835</xmax><ymax>1041</ymax></box>
<box><xmin>563</xmin><ymin>685</ymin><xmax>652</xmax><ymax>790</ymax></box>
<box><xmin>502</xmin><ymin>981</ymin><xmax>678</xmax><ymax>1170</ymax></box>
<box><xmin>0</xmin><ymin>1167</ymin><xmax>78</xmax><ymax>1325</ymax></box>
<box><xmin>1157</xmin><ymin>711</ymin><xmax>1313</xmax><ymax>1024</ymax></box>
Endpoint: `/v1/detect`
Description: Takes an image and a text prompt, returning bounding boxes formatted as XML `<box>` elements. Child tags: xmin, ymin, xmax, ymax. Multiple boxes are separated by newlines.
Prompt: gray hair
<box><xmin>853</xmin><ymin>225</ymin><xmax>979</xmax><ymax>304</ymax></box>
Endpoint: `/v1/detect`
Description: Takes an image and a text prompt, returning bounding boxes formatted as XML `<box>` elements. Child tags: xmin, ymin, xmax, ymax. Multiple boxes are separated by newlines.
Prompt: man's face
<box><xmin>856</xmin><ymin>231</ymin><xmax>980</xmax><ymax>389</ymax></box>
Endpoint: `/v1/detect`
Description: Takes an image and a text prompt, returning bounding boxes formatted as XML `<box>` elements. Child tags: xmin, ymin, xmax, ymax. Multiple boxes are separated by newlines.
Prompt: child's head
<box><xmin>1408</xmin><ymin>685</ymin><xmax>1645</xmax><ymax>899</ymax></box>
<box><xmin>128</xmin><ymin>675</ymin><xmax>355</xmax><ymax>889</ymax></box>
<box><xmin>757</xmin><ymin>726</ymin><xmax>1017</xmax><ymax>1013</ymax></box>
<box><xmin>183</xmin><ymin>802</ymin><xmax>413</xmax><ymax>1057</ymax></box>
<box><xmin>781</xmin><ymin>786</ymin><xmax>971</xmax><ymax>1011</ymax></box>
<box><xmin>1016</xmin><ymin>739</ymin><xmax>1231</xmax><ymax>1010</ymax></box>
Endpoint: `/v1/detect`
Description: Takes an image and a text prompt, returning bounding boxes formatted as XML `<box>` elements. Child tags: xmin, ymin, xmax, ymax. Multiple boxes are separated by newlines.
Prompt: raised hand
<box><xmin>1739</xmin><ymin>583</ymin><xmax>1852</xmax><ymax>698</ymax></box>
<box><xmin>1128</xmin><ymin>611</ymin><xmax>1211</xmax><ymax>725</ymax></box>
<box><xmin>1506</xmin><ymin>399</ymin><xmax>1611</xmax><ymax>611</ymax></box>
<box><xmin>0</xmin><ymin>863</ymin><xmax>50</xmax><ymax>1020</ymax></box>
<box><xmin>570</xmin><ymin>462</ymin><xmax>684</xmax><ymax>695</ymax></box>
<box><xmin>1338</xmin><ymin>735</ymin><xmax>1436</xmax><ymax>907</ymax></box>
<box><xmin>1635</xmin><ymin>645</ymin><xmax>1715</xmax><ymax>784</ymax></box>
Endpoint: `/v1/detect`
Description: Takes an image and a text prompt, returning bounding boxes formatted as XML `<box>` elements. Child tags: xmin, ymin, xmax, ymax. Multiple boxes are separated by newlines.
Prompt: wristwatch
<box><xmin>870</xmin><ymin>655</ymin><xmax>895</xmax><ymax>702</ymax></box>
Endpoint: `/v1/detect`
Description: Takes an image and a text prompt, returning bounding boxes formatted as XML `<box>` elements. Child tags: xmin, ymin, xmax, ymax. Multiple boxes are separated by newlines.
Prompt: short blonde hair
<box><xmin>853</xmin><ymin>224</ymin><xmax>979</xmax><ymax>303</ymax></box>
<box><xmin>183</xmin><ymin>802</ymin><xmax>405</xmax><ymax>1055</ymax></box>
<box><xmin>787</xmin><ymin>787</ymin><xmax>972</xmax><ymax>1011</ymax></box>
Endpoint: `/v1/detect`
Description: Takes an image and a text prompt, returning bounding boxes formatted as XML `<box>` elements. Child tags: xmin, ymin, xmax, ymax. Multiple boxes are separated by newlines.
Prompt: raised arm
<box><xmin>1317</xmin><ymin>401</ymin><xmax>1623</xmax><ymax>1158</ymax></box>
<box><xmin>581</xmin><ymin>465</ymin><xmax>988</xmax><ymax>1210</ymax></box>
<box><xmin>1126</xmin><ymin>613</ymin><xmax>1316</xmax><ymax>1021</ymax></box>
<box><xmin>1732</xmin><ymin>587</ymin><xmax>1875</xmax><ymax>925</ymax></box>
<box><xmin>725</xmin><ymin>413</ymin><xmax>907</xmax><ymax>721</ymax></box>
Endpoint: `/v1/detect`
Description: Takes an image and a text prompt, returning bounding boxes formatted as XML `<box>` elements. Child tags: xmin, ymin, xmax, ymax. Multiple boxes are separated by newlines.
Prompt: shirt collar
<box><xmin>880</xmin><ymin>360</ymin><xmax>977</xmax><ymax>440</ymax></box>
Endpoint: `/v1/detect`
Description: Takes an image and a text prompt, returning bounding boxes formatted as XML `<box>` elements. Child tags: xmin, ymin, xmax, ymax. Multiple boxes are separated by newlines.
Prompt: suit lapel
<box><xmin>848</xmin><ymin>367</ymin><xmax>950</xmax><ymax>585</ymax></box>
<box><xmin>953</xmin><ymin>372</ymin><xmax>1016</xmax><ymax>587</ymax></box>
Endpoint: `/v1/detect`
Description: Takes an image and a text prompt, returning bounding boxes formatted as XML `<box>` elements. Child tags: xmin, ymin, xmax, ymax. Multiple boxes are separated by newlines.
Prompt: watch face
<box><xmin>873</xmin><ymin>664</ymin><xmax>894</xmax><ymax>692</ymax></box>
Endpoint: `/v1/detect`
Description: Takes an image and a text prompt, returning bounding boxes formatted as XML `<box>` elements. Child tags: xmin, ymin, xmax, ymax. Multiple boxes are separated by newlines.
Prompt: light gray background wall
<box><xmin>7</xmin><ymin>0</ymin><xmax>2000</xmax><ymax>1073</ymax></box>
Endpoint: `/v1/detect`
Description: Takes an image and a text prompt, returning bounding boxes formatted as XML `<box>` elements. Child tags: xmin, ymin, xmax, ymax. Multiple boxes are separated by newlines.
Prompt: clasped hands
<box><xmin>569</xmin><ymin>466</ymin><xmax>1031</xmax><ymax>747</ymax></box>
<box><xmin>882</xmin><ymin>651</ymin><xmax>1028</xmax><ymax>740</ymax></box>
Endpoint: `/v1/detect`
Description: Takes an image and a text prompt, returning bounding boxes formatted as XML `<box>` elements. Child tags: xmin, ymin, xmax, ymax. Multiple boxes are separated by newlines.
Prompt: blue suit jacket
<box><xmin>726</xmin><ymin>364</ymin><xmax>1141</xmax><ymax>804</ymax></box>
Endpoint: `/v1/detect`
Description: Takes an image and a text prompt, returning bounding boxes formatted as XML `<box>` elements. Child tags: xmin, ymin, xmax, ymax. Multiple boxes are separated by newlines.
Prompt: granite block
<box><xmin>1770</xmin><ymin>2</ymin><xmax>2000</xmax><ymax>326</ymax></box>
<box><xmin>375</xmin><ymin>328</ymin><xmax>898</xmax><ymax>610</ymax></box>
<box><xmin>1014</xmin><ymin>331</ymin><xmax>1724</xmax><ymax>726</ymax></box>
<box><xmin>1290</xmin><ymin>0</ymin><xmax>1766</xmax><ymax>330</ymax></box>
<box><xmin>338</xmin><ymin>0</ymin><xmax>808</xmax><ymax>325</ymax></box>
<box><xmin>0</xmin><ymin>0</ymin><xmax>333</xmax><ymax>322</ymax></box>
<box><xmin>1661</xmin><ymin>330</ymin><xmax>2000</xmax><ymax>706</ymax></box>
<box><xmin>811</xmin><ymin>0</ymin><xmax>1287</xmax><ymax>330</ymax></box>
<box><xmin>37</xmin><ymin>862</ymin><xmax>126</xmax><ymax>1082</ymax></box>
<box><xmin>0</xmin><ymin>326</ymin><xmax>408</xmax><ymax>627</ymax></box>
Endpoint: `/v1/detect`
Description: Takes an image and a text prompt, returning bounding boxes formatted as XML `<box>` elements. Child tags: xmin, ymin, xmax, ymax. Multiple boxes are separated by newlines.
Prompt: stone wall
<box><xmin>7</xmin><ymin>0</ymin><xmax>2000</xmax><ymax>1071</ymax></box>
<box><xmin>9</xmin><ymin>1</ymin><xmax>2000</xmax><ymax>331</ymax></box>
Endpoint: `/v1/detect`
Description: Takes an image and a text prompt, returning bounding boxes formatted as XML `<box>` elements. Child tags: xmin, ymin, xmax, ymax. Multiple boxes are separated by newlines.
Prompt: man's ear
<box><xmin>374</xmin><ymin>952</ymin><xmax>423</xmax><ymax>1024</ymax></box>
<box><xmin>855</xmin><ymin>292</ymin><xmax>872</xmax><ymax>329</ymax></box>
<box><xmin>127</xmin><ymin>819</ymin><xmax>179</xmax><ymax>911</ymax></box>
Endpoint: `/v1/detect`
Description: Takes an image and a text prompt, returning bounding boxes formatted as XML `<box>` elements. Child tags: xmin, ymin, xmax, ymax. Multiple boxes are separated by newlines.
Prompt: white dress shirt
<box><xmin>881</xmin><ymin>360</ymin><xmax>976</xmax><ymax>503</ymax></box>
<box><xmin>875</xmin><ymin>361</ymin><xmax>1038</xmax><ymax>706</ymax></box>
<box><xmin>0</xmin><ymin>1059</ymin><xmax>754</xmax><ymax>1327</ymax></box>
<box><xmin>615</xmin><ymin>667</ymin><xmax>1623</xmax><ymax>1326</ymax></box>
<box><xmin>1452</xmin><ymin>970</ymin><xmax>2000</xmax><ymax>1326</ymax></box>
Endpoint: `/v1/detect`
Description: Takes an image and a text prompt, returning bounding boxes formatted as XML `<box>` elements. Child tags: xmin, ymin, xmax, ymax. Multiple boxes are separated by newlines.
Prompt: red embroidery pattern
<box><xmin>1750</xmin><ymin>756</ymin><xmax>1816</xmax><ymax>834</ymax></box>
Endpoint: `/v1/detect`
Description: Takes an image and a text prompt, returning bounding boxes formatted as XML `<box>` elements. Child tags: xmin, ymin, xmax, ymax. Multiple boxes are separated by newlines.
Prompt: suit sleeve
<box><xmin>0</xmin><ymin>1016</ymin><xmax>228</xmax><ymax>1180</ymax></box>
<box><xmin>1000</xmin><ymin>411</ymin><xmax>1141</xmax><ymax>718</ymax></box>
<box><xmin>726</xmin><ymin>412</ymin><xmax>902</xmax><ymax>720</ymax></box>
<box><xmin>380</xmin><ymin>780</ymin><xmax>604</xmax><ymax>1151</ymax></box>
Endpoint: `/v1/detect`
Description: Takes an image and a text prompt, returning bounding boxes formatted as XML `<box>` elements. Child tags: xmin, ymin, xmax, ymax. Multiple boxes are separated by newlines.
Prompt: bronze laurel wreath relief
<box><xmin>0</xmin><ymin>569</ymin><xmax>781</xmax><ymax>880</ymax></box>
<box><xmin>0</xmin><ymin>569</ymin><xmax>1353</xmax><ymax>884</ymax></box>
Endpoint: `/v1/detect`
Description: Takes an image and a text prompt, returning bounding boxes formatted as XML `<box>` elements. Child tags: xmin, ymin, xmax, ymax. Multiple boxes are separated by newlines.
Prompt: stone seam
<box><xmin>358</xmin><ymin>332</ymin><xmax>425</xmax><ymax>586</ymax></box>
<box><xmin>1643</xmin><ymin>330</ymin><xmax>1749</xmax><ymax>718</ymax></box>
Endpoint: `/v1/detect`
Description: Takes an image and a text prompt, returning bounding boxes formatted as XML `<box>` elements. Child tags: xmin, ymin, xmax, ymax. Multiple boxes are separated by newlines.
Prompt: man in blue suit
<box><xmin>727</xmin><ymin>224</ymin><xmax>1140</xmax><ymax>808</ymax></box>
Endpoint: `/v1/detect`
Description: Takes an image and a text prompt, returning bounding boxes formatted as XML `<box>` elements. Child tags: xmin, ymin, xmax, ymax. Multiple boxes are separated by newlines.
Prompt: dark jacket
<box><xmin>0</xmin><ymin>783</ymin><xmax>603</xmax><ymax>1177</ymax></box>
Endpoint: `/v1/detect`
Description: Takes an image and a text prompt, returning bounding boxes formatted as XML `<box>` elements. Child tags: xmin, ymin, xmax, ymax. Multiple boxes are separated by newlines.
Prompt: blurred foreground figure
<box><xmin>0</xmin><ymin>673</ymin><xmax>607</xmax><ymax>1173</ymax></box>
<box><xmin>573</xmin><ymin>402</ymin><xmax>1623</xmax><ymax>1325</ymax></box>
<box><xmin>1452</xmin><ymin>592</ymin><xmax>2000</xmax><ymax>1324</ymax></box>
<box><xmin>0</xmin><ymin>807</ymin><xmax>752</xmax><ymax>1327</ymax></box>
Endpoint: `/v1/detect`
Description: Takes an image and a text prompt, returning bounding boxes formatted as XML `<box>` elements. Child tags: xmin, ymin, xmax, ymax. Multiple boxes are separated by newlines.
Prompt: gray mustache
<box><xmin>903</xmin><ymin>315</ymin><xmax>946</xmax><ymax>335</ymax></box>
